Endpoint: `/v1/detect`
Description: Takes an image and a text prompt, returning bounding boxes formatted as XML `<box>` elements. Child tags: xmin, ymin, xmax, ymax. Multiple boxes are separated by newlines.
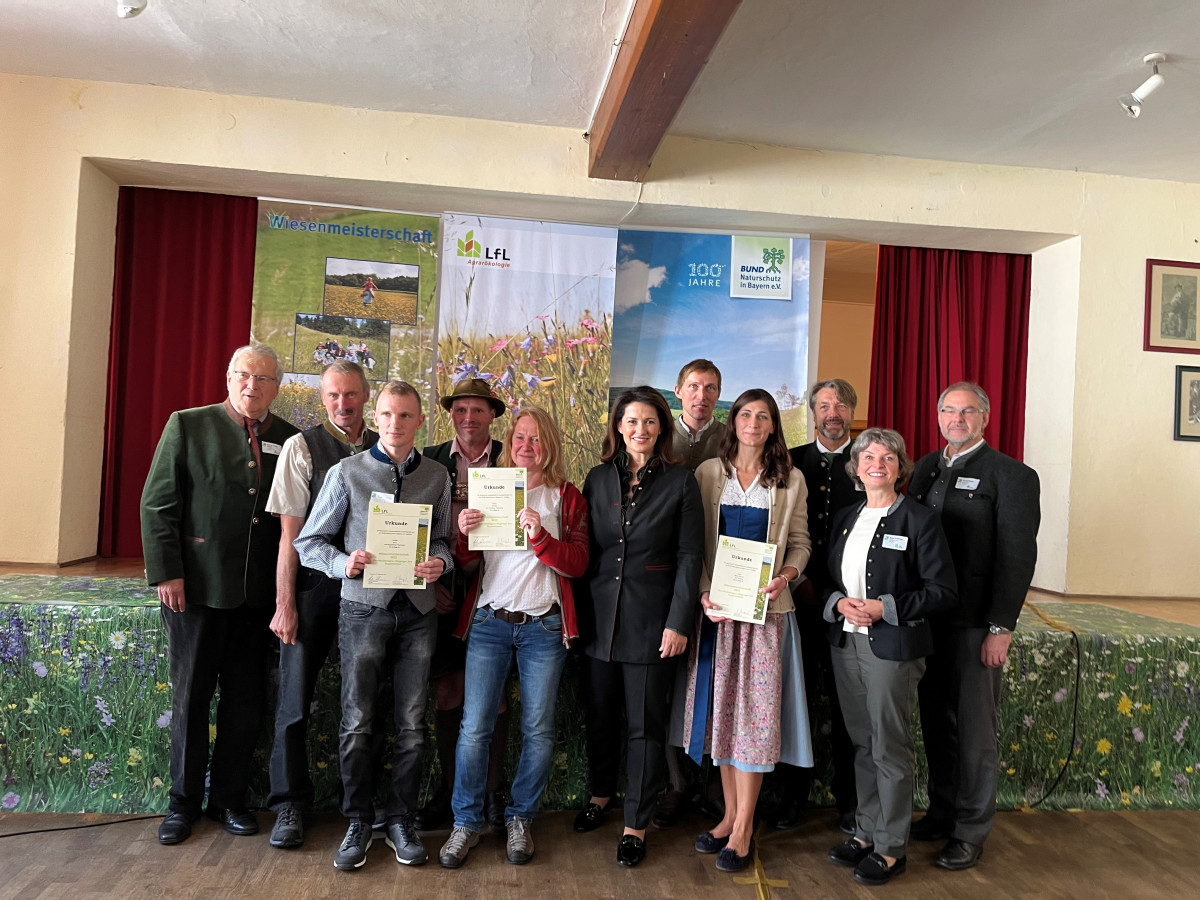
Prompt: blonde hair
<box><xmin>499</xmin><ymin>406</ymin><xmax>567</xmax><ymax>489</ymax></box>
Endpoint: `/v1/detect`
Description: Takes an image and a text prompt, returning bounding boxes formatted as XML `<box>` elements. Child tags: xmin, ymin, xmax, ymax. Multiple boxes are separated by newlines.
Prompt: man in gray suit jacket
<box><xmin>908</xmin><ymin>382</ymin><xmax>1040</xmax><ymax>871</ymax></box>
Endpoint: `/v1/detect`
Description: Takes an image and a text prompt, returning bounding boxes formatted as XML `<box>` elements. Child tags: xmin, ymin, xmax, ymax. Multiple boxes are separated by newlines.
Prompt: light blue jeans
<box><xmin>451</xmin><ymin>607</ymin><xmax>567</xmax><ymax>830</ymax></box>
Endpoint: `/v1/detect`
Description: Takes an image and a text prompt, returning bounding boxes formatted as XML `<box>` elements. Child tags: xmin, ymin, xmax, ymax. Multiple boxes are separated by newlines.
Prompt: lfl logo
<box><xmin>457</xmin><ymin>229</ymin><xmax>511</xmax><ymax>261</ymax></box>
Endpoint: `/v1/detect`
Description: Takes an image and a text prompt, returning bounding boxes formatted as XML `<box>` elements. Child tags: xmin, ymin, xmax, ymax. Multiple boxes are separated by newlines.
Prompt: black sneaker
<box><xmin>333</xmin><ymin>820</ymin><xmax>373</xmax><ymax>870</ymax></box>
<box><xmin>385</xmin><ymin>816</ymin><xmax>427</xmax><ymax>866</ymax></box>
<box><xmin>269</xmin><ymin>805</ymin><xmax>304</xmax><ymax>849</ymax></box>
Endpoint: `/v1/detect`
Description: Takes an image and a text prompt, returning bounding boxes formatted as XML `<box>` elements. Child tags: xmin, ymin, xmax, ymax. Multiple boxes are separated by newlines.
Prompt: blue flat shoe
<box><xmin>715</xmin><ymin>838</ymin><xmax>755</xmax><ymax>872</ymax></box>
<box><xmin>695</xmin><ymin>831</ymin><xmax>729</xmax><ymax>854</ymax></box>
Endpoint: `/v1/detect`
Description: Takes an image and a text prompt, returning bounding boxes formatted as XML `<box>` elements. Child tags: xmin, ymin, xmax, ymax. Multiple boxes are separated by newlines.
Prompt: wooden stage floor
<box><xmin>0</xmin><ymin>807</ymin><xmax>1194</xmax><ymax>900</ymax></box>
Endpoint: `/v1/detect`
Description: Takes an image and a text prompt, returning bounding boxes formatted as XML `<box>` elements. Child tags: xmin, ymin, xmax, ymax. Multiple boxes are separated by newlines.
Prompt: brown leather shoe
<box><xmin>651</xmin><ymin>789</ymin><xmax>688</xmax><ymax>829</ymax></box>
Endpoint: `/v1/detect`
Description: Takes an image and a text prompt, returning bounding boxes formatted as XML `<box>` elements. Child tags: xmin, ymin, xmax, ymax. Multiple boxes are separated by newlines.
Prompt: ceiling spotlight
<box><xmin>117</xmin><ymin>0</ymin><xmax>147</xmax><ymax>18</ymax></box>
<box><xmin>1119</xmin><ymin>52</ymin><xmax>1166</xmax><ymax>118</ymax></box>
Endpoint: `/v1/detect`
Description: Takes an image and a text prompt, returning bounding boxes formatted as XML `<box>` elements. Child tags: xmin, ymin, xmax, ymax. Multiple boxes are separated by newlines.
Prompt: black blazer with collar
<box><xmin>822</xmin><ymin>496</ymin><xmax>958</xmax><ymax>661</ymax></box>
<box><xmin>577</xmin><ymin>457</ymin><xmax>704</xmax><ymax>664</ymax></box>
<box><xmin>789</xmin><ymin>441</ymin><xmax>859</xmax><ymax>594</ymax></box>
<box><xmin>909</xmin><ymin>443</ymin><xmax>1040</xmax><ymax>630</ymax></box>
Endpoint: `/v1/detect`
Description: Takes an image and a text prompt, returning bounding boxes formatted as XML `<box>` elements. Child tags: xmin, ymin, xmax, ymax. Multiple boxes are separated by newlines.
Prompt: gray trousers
<box><xmin>831</xmin><ymin>632</ymin><xmax>925</xmax><ymax>858</ymax></box>
<box><xmin>918</xmin><ymin>625</ymin><xmax>1002</xmax><ymax>845</ymax></box>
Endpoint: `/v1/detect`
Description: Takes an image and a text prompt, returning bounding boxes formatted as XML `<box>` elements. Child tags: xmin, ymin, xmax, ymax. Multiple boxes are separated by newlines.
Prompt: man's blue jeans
<box><xmin>337</xmin><ymin>595</ymin><xmax>436</xmax><ymax>821</ymax></box>
<box><xmin>451</xmin><ymin>607</ymin><xmax>567</xmax><ymax>830</ymax></box>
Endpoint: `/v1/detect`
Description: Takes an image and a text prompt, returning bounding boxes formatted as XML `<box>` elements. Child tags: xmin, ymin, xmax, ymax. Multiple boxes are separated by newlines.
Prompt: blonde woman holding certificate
<box><xmin>679</xmin><ymin>388</ymin><xmax>813</xmax><ymax>873</ymax></box>
<box><xmin>438</xmin><ymin>407</ymin><xmax>589</xmax><ymax>870</ymax></box>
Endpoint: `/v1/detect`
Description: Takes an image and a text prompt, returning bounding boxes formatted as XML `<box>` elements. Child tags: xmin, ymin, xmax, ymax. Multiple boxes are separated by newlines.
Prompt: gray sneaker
<box><xmin>333</xmin><ymin>819</ymin><xmax>373</xmax><ymax>870</ymax></box>
<box><xmin>269</xmin><ymin>805</ymin><xmax>304</xmax><ymax>849</ymax></box>
<box><xmin>438</xmin><ymin>826</ymin><xmax>480</xmax><ymax>869</ymax></box>
<box><xmin>385</xmin><ymin>817</ymin><xmax>427</xmax><ymax>866</ymax></box>
<box><xmin>506</xmin><ymin>816</ymin><xmax>535</xmax><ymax>864</ymax></box>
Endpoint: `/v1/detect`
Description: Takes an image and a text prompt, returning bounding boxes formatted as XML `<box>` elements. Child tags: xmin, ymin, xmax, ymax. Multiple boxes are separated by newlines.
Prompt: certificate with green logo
<box><xmin>707</xmin><ymin>535</ymin><xmax>778</xmax><ymax>625</ymax></box>
<box><xmin>467</xmin><ymin>467</ymin><xmax>527</xmax><ymax>551</ymax></box>
<box><xmin>364</xmin><ymin>501</ymin><xmax>432</xmax><ymax>589</ymax></box>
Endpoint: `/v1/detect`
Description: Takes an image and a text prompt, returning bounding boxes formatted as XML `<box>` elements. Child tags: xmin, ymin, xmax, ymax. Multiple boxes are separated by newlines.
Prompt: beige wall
<box><xmin>2</xmin><ymin>73</ymin><xmax>1196</xmax><ymax>597</ymax></box>
<box><xmin>816</xmin><ymin>303</ymin><xmax>874</xmax><ymax>421</ymax></box>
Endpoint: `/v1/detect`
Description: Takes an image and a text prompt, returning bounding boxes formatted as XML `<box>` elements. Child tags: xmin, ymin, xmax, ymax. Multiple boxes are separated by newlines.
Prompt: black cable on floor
<box><xmin>1028</xmin><ymin>629</ymin><xmax>1082</xmax><ymax>809</ymax></box>
<box><xmin>0</xmin><ymin>814</ymin><xmax>163</xmax><ymax>838</ymax></box>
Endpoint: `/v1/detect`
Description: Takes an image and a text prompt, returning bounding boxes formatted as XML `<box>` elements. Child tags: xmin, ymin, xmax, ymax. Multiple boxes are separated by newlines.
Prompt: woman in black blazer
<box><xmin>573</xmin><ymin>386</ymin><xmax>704</xmax><ymax>867</ymax></box>
<box><xmin>821</xmin><ymin>428</ymin><xmax>957</xmax><ymax>887</ymax></box>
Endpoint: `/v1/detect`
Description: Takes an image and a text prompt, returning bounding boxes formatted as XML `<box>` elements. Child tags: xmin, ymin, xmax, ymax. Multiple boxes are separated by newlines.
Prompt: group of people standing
<box><xmin>141</xmin><ymin>345</ymin><xmax>1039</xmax><ymax>887</ymax></box>
<box><xmin>313</xmin><ymin>339</ymin><xmax>375</xmax><ymax>371</ymax></box>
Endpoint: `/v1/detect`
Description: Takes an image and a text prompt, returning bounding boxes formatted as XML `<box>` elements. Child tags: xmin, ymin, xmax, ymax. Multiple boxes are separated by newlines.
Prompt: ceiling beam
<box><xmin>587</xmin><ymin>0</ymin><xmax>743</xmax><ymax>182</ymax></box>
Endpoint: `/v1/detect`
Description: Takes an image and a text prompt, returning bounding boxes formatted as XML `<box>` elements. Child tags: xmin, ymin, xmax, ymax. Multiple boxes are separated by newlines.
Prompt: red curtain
<box><xmin>868</xmin><ymin>245</ymin><xmax>1032</xmax><ymax>462</ymax></box>
<box><xmin>98</xmin><ymin>188</ymin><xmax>259</xmax><ymax>558</ymax></box>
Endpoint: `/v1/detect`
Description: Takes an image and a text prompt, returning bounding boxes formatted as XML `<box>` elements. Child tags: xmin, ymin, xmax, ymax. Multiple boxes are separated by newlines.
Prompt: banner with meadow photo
<box><xmin>434</xmin><ymin>214</ymin><xmax>617</xmax><ymax>486</ymax></box>
<box><xmin>611</xmin><ymin>230</ymin><xmax>812</xmax><ymax>446</ymax></box>
<box><xmin>249</xmin><ymin>200</ymin><xmax>440</xmax><ymax>443</ymax></box>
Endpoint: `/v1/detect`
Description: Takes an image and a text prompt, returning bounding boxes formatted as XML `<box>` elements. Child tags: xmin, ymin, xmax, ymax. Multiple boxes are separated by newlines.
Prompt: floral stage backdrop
<box><xmin>1</xmin><ymin>576</ymin><xmax>1197</xmax><ymax>814</ymax></box>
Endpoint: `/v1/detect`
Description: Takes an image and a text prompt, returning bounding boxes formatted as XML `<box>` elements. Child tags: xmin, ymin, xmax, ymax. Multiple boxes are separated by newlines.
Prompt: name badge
<box><xmin>371</xmin><ymin>491</ymin><xmax>394</xmax><ymax>503</ymax></box>
<box><xmin>882</xmin><ymin>534</ymin><xmax>908</xmax><ymax>551</ymax></box>
<box><xmin>261</xmin><ymin>441</ymin><xmax>283</xmax><ymax>456</ymax></box>
<box><xmin>955</xmin><ymin>477</ymin><xmax>980</xmax><ymax>490</ymax></box>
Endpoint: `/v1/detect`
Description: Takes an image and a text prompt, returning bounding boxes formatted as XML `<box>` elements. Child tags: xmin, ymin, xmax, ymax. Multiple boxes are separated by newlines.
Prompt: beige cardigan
<box><xmin>694</xmin><ymin>457</ymin><xmax>812</xmax><ymax>615</ymax></box>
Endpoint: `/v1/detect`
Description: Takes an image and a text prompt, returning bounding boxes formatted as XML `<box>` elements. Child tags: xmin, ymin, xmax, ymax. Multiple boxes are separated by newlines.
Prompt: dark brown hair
<box><xmin>717</xmin><ymin>389</ymin><xmax>793</xmax><ymax>488</ymax></box>
<box><xmin>600</xmin><ymin>386</ymin><xmax>679</xmax><ymax>465</ymax></box>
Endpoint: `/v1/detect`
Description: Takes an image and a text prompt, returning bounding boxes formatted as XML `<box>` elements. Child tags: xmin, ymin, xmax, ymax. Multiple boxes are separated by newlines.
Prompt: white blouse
<box><xmin>840</xmin><ymin>506</ymin><xmax>889</xmax><ymax>635</ymax></box>
<box><xmin>477</xmin><ymin>484</ymin><xmax>562</xmax><ymax>616</ymax></box>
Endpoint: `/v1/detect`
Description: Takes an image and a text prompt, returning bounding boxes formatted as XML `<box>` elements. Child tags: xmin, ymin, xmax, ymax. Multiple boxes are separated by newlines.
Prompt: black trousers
<box><xmin>580</xmin><ymin>654</ymin><xmax>676</xmax><ymax>830</ymax></box>
<box><xmin>266</xmin><ymin>571</ymin><xmax>341</xmax><ymax>811</ymax></box>
<box><xmin>161</xmin><ymin>602</ymin><xmax>273</xmax><ymax>817</ymax></box>
<box><xmin>917</xmin><ymin>625</ymin><xmax>1002</xmax><ymax>845</ymax></box>
<box><xmin>793</xmin><ymin>593</ymin><xmax>857</xmax><ymax>813</ymax></box>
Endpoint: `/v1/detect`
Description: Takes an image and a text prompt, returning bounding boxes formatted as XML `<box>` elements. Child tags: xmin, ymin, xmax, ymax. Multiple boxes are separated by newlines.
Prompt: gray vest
<box><xmin>304</xmin><ymin>423</ymin><xmax>379</xmax><ymax>517</ymax></box>
<box><xmin>336</xmin><ymin>448</ymin><xmax>451</xmax><ymax>613</ymax></box>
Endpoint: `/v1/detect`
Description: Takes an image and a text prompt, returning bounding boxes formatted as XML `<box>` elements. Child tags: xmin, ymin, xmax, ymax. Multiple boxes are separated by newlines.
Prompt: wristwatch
<box><xmin>988</xmin><ymin>624</ymin><xmax>1012</xmax><ymax>635</ymax></box>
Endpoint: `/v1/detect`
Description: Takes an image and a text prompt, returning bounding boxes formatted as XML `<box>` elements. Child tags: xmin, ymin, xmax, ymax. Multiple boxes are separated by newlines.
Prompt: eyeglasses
<box><xmin>231</xmin><ymin>370</ymin><xmax>277</xmax><ymax>385</ymax></box>
<box><xmin>939</xmin><ymin>406</ymin><xmax>982</xmax><ymax>417</ymax></box>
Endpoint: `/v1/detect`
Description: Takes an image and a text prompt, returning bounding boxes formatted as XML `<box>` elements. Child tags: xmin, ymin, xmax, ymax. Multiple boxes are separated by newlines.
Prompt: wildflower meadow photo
<box><xmin>433</xmin><ymin>215</ymin><xmax>617</xmax><ymax>485</ymax></box>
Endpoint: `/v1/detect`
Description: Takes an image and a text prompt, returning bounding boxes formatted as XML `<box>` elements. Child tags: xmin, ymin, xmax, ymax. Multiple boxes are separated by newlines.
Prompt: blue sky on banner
<box><xmin>610</xmin><ymin>230</ymin><xmax>810</xmax><ymax>401</ymax></box>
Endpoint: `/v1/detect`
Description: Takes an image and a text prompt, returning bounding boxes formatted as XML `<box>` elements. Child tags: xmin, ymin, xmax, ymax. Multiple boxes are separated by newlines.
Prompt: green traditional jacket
<box><xmin>140</xmin><ymin>401</ymin><xmax>299</xmax><ymax>609</ymax></box>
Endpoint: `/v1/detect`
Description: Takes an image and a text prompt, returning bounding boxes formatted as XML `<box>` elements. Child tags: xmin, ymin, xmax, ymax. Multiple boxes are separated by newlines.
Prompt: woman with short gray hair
<box><xmin>821</xmin><ymin>427</ymin><xmax>957</xmax><ymax>886</ymax></box>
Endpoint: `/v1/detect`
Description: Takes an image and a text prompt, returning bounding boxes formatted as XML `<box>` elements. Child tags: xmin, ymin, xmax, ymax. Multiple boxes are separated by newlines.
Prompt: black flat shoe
<box><xmin>573</xmin><ymin>802</ymin><xmax>607</xmax><ymax>833</ymax></box>
<box><xmin>207</xmin><ymin>806</ymin><xmax>258</xmax><ymax>836</ymax></box>
<box><xmin>616</xmin><ymin>834</ymin><xmax>646</xmax><ymax>867</ymax></box>
<box><xmin>715</xmin><ymin>839</ymin><xmax>754</xmax><ymax>872</ymax></box>
<box><xmin>828</xmin><ymin>838</ymin><xmax>873</xmax><ymax>867</ymax></box>
<box><xmin>935</xmin><ymin>838</ymin><xmax>984</xmax><ymax>870</ymax></box>
<box><xmin>694</xmin><ymin>831</ymin><xmax>729</xmax><ymax>854</ymax></box>
<box><xmin>853</xmin><ymin>852</ymin><xmax>906</xmax><ymax>886</ymax></box>
<box><xmin>157</xmin><ymin>811</ymin><xmax>193</xmax><ymax>845</ymax></box>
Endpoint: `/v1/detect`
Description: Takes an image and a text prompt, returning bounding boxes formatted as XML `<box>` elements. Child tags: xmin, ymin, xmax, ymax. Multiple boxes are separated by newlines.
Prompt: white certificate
<box><xmin>707</xmin><ymin>535</ymin><xmax>779</xmax><ymax>625</ymax></box>
<box><xmin>363</xmin><ymin>501</ymin><xmax>432</xmax><ymax>590</ymax></box>
<box><xmin>467</xmin><ymin>467</ymin><xmax>527</xmax><ymax>551</ymax></box>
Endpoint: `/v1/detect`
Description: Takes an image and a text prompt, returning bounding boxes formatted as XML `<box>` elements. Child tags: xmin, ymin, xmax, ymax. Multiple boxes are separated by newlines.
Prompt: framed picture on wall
<box><xmin>1145</xmin><ymin>259</ymin><xmax>1200</xmax><ymax>354</ymax></box>
<box><xmin>1175</xmin><ymin>365</ymin><xmax>1200</xmax><ymax>441</ymax></box>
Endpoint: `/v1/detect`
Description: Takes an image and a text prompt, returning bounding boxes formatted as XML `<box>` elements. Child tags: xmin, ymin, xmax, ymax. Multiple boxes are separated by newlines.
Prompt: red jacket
<box><xmin>453</xmin><ymin>482</ymin><xmax>589</xmax><ymax>646</ymax></box>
